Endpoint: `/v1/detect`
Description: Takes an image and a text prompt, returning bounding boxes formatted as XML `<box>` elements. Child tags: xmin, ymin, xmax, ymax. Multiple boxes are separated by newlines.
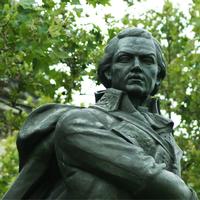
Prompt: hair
<box><xmin>97</xmin><ymin>27</ymin><xmax>167</xmax><ymax>95</ymax></box>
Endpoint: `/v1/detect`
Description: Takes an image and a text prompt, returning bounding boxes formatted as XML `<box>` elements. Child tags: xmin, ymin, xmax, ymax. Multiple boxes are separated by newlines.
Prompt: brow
<box><xmin>114</xmin><ymin>50</ymin><xmax>156</xmax><ymax>59</ymax></box>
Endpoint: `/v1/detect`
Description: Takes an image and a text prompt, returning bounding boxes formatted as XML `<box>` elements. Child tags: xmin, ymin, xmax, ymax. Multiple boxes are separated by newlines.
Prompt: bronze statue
<box><xmin>3</xmin><ymin>28</ymin><xmax>198</xmax><ymax>199</ymax></box>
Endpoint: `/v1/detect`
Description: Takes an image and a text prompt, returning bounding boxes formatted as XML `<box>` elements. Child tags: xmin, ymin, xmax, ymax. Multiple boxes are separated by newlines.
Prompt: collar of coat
<box><xmin>95</xmin><ymin>88</ymin><xmax>160</xmax><ymax>113</ymax></box>
<box><xmin>93</xmin><ymin>88</ymin><xmax>174</xmax><ymax>130</ymax></box>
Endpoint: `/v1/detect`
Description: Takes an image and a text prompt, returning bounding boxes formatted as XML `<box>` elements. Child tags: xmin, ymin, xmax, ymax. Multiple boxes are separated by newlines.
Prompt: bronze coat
<box><xmin>3</xmin><ymin>89</ymin><xmax>184</xmax><ymax>199</ymax></box>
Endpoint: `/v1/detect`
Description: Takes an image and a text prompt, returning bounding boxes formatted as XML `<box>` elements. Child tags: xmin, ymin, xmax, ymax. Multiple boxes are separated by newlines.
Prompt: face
<box><xmin>109</xmin><ymin>36</ymin><xmax>160</xmax><ymax>98</ymax></box>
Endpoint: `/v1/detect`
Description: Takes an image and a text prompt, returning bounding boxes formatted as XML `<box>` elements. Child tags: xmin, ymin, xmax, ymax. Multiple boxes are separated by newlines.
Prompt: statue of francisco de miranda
<box><xmin>3</xmin><ymin>27</ymin><xmax>198</xmax><ymax>199</ymax></box>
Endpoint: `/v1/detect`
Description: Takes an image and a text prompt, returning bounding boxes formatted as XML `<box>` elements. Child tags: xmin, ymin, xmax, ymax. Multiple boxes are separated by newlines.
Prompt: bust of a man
<box><xmin>3</xmin><ymin>28</ymin><xmax>198</xmax><ymax>199</ymax></box>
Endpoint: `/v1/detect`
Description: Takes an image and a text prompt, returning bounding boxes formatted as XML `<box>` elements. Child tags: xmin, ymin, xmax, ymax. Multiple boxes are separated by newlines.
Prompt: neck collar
<box><xmin>94</xmin><ymin>88</ymin><xmax>161</xmax><ymax>114</ymax></box>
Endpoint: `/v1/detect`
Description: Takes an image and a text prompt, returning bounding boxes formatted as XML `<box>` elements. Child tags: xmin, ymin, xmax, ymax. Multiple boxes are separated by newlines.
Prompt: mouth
<box><xmin>127</xmin><ymin>74</ymin><xmax>144</xmax><ymax>82</ymax></box>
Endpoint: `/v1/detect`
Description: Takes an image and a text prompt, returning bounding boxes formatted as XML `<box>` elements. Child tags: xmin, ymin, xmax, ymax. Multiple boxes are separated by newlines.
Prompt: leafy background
<box><xmin>0</xmin><ymin>0</ymin><xmax>200</xmax><ymax>198</ymax></box>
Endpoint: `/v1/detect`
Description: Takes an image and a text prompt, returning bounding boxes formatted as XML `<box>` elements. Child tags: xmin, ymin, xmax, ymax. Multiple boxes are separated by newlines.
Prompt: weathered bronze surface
<box><xmin>3</xmin><ymin>28</ymin><xmax>198</xmax><ymax>199</ymax></box>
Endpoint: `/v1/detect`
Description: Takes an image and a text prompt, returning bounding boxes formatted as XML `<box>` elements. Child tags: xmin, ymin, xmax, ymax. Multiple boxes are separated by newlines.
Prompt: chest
<box><xmin>110</xmin><ymin>118</ymin><xmax>175</xmax><ymax>171</ymax></box>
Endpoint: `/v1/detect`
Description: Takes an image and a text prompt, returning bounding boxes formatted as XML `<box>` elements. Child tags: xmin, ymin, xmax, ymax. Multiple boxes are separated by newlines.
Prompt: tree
<box><xmin>0</xmin><ymin>0</ymin><xmax>109</xmax><ymax>137</ymax></box>
<box><xmin>0</xmin><ymin>134</ymin><xmax>18</xmax><ymax>197</ymax></box>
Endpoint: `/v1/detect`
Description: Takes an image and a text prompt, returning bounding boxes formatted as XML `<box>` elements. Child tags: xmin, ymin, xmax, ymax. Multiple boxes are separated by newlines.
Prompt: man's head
<box><xmin>98</xmin><ymin>28</ymin><xmax>166</xmax><ymax>97</ymax></box>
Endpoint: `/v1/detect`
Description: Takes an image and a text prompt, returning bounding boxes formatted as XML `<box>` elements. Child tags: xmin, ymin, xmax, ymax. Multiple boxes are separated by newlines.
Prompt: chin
<box><xmin>126</xmin><ymin>85</ymin><xmax>146</xmax><ymax>96</ymax></box>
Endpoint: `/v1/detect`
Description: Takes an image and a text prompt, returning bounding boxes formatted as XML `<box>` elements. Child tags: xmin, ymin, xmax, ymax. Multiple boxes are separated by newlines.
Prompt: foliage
<box><xmin>0</xmin><ymin>0</ymin><xmax>106</xmax><ymax>102</ymax></box>
<box><xmin>0</xmin><ymin>134</ymin><xmax>18</xmax><ymax>198</ymax></box>
<box><xmin>0</xmin><ymin>0</ymin><xmax>108</xmax><ymax>138</ymax></box>
<box><xmin>0</xmin><ymin>0</ymin><xmax>199</xmax><ymax>198</ymax></box>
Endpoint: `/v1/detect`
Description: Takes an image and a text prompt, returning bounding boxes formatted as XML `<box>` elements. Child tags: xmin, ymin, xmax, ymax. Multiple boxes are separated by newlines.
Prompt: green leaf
<box><xmin>19</xmin><ymin>0</ymin><xmax>35</xmax><ymax>9</ymax></box>
<box><xmin>48</xmin><ymin>23</ymin><xmax>62</xmax><ymax>38</ymax></box>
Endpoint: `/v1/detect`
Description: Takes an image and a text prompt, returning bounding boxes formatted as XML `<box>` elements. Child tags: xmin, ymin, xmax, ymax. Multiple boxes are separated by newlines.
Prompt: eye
<box><xmin>140</xmin><ymin>56</ymin><xmax>155</xmax><ymax>64</ymax></box>
<box><xmin>117</xmin><ymin>54</ymin><xmax>132</xmax><ymax>63</ymax></box>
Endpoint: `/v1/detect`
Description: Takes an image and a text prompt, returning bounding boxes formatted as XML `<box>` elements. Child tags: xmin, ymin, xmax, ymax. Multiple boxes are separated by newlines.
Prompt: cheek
<box><xmin>111</xmin><ymin>65</ymin><xmax>126</xmax><ymax>80</ymax></box>
<box><xmin>144</xmin><ymin>67</ymin><xmax>158</xmax><ymax>81</ymax></box>
<box><xmin>143</xmin><ymin>68</ymin><xmax>158</xmax><ymax>93</ymax></box>
<box><xmin>112</xmin><ymin>64</ymin><xmax>131</xmax><ymax>75</ymax></box>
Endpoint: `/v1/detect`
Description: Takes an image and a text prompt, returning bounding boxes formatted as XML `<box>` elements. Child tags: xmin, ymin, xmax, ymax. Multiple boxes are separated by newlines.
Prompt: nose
<box><xmin>130</xmin><ymin>56</ymin><xmax>142</xmax><ymax>72</ymax></box>
<box><xmin>133</xmin><ymin>56</ymin><xmax>140</xmax><ymax>67</ymax></box>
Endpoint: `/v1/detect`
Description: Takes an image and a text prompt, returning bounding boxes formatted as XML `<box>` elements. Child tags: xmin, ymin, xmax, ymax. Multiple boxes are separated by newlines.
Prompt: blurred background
<box><xmin>0</xmin><ymin>0</ymin><xmax>200</xmax><ymax>198</ymax></box>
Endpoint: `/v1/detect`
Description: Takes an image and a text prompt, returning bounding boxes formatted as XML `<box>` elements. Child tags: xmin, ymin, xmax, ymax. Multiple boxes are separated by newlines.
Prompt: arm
<box><xmin>54</xmin><ymin>108</ymin><xmax>196</xmax><ymax>199</ymax></box>
<box><xmin>144</xmin><ymin>170</ymin><xmax>196</xmax><ymax>199</ymax></box>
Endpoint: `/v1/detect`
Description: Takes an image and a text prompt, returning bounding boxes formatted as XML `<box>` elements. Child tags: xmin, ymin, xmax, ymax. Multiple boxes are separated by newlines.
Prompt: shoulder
<box><xmin>19</xmin><ymin>103</ymin><xmax>76</xmax><ymax>139</ymax></box>
<box><xmin>57</xmin><ymin>107</ymin><xmax>106</xmax><ymax>130</ymax></box>
<box><xmin>17</xmin><ymin>103</ymin><xmax>77</xmax><ymax>152</ymax></box>
<box><xmin>57</xmin><ymin>107</ymin><xmax>91</xmax><ymax>121</ymax></box>
<box><xmin>17</xmin><ymin>103</ymin><xmax>77</xmax><ymax>169</ymax></box>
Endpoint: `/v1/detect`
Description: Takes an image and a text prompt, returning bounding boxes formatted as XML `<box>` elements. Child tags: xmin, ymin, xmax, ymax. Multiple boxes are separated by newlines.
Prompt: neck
<box><xmin>128</xmin><ymin>93</ymin><xmax>148</xmax><ymax>108</ymax></box>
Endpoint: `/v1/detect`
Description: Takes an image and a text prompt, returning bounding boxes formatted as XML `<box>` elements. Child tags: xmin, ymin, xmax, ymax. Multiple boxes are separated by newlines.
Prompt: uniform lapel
<box><xmin>93</xmin><ymin>89</ymin><xmax>175</xmax><ymax>160</ymax></box>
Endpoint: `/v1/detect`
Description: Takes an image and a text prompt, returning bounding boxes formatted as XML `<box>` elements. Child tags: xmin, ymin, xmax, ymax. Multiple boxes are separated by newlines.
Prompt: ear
<box><xmin>104</xmin><ymin>68</ymin><xmax>112</xmax><ymax>81</ymax></box>
<box><xmin>151</xmin><ymin>74</ymin><xmax>161</xmax><ymax>96</ymax></box>
<box><xmin>155</xmin><ymin>76</ymin><xmax>161</xmax><ymax>87</ymax></box>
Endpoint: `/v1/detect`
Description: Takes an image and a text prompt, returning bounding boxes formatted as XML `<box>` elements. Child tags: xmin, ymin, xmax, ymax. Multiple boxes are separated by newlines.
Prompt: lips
<box><xmin>127</xmin><ymin>74</ymin><xmax>144</xmax><ymax>82</ymax></box>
